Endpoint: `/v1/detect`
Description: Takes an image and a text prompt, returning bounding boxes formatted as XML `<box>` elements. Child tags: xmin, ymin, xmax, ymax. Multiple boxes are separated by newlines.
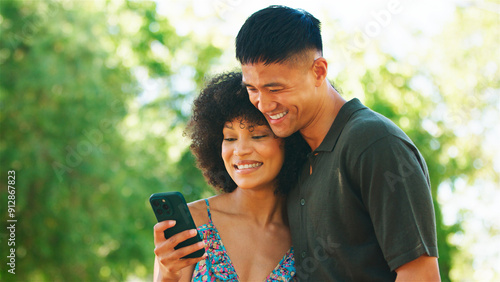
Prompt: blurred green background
<box><xmin>0</xmin><ymin>0</ymin><xmax>498</xmax><ymax>281</ymax></box>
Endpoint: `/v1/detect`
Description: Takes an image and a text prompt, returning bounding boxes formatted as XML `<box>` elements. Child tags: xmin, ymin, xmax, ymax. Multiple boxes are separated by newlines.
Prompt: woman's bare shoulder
<box><xmin>187</xmin><ymin>199</ymin><xmax>209</xmax><ymax>228</ymax></box>
<box><xmin>189</xmin><ymin>194</ymin><xmax>232</xmax><ymax>227</ymax></box>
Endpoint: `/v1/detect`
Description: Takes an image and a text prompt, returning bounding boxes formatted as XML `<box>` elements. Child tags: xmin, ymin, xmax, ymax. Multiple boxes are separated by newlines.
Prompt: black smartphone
<box><xmin>149</xmin><ymin>192</ymin><xmax>205</xmax><ymax>259</ymax></box>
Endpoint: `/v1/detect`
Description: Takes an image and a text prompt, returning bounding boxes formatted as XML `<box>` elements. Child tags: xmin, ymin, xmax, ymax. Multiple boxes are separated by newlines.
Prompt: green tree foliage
<box><xmin>424</xmin><ymin>5</ymin><xmax>499</xmax><ymax>280</ymax></box>
<box><xmin>0</xmin><ymin>0</ymin><xmax>219</xmax><ymax>281</ymax></box>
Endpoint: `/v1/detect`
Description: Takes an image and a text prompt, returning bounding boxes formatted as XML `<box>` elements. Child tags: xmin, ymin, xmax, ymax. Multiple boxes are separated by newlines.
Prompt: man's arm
<box><xmin>395</xmin><ymin>254</ymin><xmax>440</xmax><ymax>281</ymax></box>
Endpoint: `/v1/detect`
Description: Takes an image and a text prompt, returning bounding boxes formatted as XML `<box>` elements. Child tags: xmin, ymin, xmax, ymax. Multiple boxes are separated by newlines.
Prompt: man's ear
<box><xmin>312</xmin><ymin>57</ymin><xmax>328</xmax><ymax>87</ymax></box>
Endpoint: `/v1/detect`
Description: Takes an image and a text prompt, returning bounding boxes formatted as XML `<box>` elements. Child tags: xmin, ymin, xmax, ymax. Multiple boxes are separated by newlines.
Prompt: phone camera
<box><xmin>152</xmin><ymin>199</ymin><xmax>160</xmax><ymax>207</ymax></box>
<box><xmin>162</xmin><ymin>204</ymin><xmax>170</xmax><ymax>211</ymax></box>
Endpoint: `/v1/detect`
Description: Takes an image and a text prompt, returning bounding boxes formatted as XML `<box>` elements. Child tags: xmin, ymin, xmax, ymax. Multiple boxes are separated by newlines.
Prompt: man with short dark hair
<box><xmin>236</xmin><ymin>5</ymin><xmax>440</xmax><ymax>281</ymax></box>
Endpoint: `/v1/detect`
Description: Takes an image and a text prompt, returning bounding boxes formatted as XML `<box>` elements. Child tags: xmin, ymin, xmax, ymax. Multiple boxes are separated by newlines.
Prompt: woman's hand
<box><xmin>153</xmin><ymin>220</ymin><xmax>206</xmax><ymax>282</ymax></box>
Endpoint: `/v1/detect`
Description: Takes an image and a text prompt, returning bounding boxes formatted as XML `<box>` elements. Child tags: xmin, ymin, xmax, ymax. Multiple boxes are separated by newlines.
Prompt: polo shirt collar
<box><xmin>314</xmin><ymin>98</ymin><xmax>367</xmax><ymax>152</ymax></box>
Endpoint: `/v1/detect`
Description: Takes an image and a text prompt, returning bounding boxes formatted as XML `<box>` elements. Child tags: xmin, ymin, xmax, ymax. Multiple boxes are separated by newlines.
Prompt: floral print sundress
<box><xmin>192</xmin><ymin>199</ymin><xmax>295</xmax><ymax>281</ymax></box>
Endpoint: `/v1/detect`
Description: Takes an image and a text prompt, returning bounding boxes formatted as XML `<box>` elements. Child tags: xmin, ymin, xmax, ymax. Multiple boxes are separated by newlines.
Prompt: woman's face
<box><xmin>221</xmin><ymin>118</ymin><xmax>285</xmax><ymax>191</ymax></box>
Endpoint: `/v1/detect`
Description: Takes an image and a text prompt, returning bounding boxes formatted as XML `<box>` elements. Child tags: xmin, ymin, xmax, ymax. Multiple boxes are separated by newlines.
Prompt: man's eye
<box><xmin>223</xmin><ymin>138</ymin><xmax>236</xmax><ymax>141</ymax></box>
<box><xmin>269</xmin><ymin>89</ymin><xmax>281</xmax><ymax>93</ymax></box>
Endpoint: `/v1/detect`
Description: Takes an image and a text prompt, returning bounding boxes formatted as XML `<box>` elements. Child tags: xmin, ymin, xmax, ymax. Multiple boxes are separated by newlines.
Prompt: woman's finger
<box><xmin>164</xmin><ymin>229</ymin><xmax>199</xmax><ymax>248</ymax></box>
<box><xmin>171</xmin><ymin>241</ymin><xmax>205</xmax><ymax>259</ymax></box>
<box><xmin>153</xmin><ymin>220</ymin><xmax>176</xmax><ymax>244</ymax></box>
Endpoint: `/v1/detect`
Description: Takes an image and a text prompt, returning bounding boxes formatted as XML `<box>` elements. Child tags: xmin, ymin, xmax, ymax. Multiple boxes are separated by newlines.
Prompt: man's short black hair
<box><xmin>236</xmin><ymin>5</ymin><xmax>322</xmax><ymax>65</ymax></box>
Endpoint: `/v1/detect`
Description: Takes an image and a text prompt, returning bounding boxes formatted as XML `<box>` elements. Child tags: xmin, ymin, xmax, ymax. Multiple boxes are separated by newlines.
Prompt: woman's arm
<box><xmin>154</xmin><ymin>255</ymin><xmax>196</xmax><ymax>282</ymax></box>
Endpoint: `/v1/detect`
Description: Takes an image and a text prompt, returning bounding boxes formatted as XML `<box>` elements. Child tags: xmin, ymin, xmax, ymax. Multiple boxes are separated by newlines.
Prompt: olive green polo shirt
<box><xmin>287</xmin><ymin>98</ymin><xmax>438</xmax><ymax>281</ymax></box>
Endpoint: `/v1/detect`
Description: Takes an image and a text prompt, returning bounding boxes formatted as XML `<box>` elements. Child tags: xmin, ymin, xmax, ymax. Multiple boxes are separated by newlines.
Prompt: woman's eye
<box><xmin>223</xmin><ymin>138</ymin><xmax>236</xmax><ymax>141</ymax></box>
<box><xmin>252</xmin><ymin>135</ymin><xmax>268</xmax><ymax>139</ymax></box>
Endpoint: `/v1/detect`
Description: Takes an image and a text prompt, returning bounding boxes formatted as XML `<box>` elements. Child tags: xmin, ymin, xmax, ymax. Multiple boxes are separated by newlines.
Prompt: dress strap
<box><xmin>204</xmin><ymin>199</ymin><xmax>213</xmax><ymax>223</ymax></box>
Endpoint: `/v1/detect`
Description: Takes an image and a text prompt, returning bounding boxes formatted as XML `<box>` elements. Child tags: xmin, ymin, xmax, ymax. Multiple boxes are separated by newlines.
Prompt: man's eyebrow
<box><xmin>241</xmin><ymin>82</ymin><xmax>284</xmax><ymax>88</ymax></box>
<box><xmin>241</xmin><ymin>81</ymin><xmax>252</xmax><ymax>88</ymax></box>
<box><xmin>263</xmin><ymin>82</ymin><xmax>284</xmax><ymax>88</ymax></box>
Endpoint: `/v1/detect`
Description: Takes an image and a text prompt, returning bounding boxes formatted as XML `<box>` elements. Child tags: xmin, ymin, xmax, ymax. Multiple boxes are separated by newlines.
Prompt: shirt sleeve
<box><xmin>354</xmin><ymin>135</ymin><xmax>439</xmax><ymax>271</ymax></box>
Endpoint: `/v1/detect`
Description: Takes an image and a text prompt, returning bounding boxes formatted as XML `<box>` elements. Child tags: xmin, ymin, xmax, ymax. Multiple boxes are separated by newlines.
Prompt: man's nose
<box><xmin>256</xmin><ymin>93</ymin><xmax>276</xmax><ymax>113</ymax></box>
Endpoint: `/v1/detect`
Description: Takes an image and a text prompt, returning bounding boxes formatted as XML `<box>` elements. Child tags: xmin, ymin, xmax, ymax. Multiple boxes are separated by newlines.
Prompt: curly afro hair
<box><xmin>186</xmin><ymin>71</ymin><xmax>310</xmax><ymax>195</ymax></box>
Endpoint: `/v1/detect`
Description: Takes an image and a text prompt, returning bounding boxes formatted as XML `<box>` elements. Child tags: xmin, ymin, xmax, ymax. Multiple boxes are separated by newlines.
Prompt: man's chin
<box><xmin>270</xmin><ymin>125</ymin><xmax>294</xmax><ymax>138</ymax></box>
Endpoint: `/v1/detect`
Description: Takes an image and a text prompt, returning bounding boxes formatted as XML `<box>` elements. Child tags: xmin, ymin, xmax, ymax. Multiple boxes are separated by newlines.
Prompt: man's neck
<box><xmin>300</xmin><ymin>85</ymin><xmax>346</xmax><ymax>151</ymax></box>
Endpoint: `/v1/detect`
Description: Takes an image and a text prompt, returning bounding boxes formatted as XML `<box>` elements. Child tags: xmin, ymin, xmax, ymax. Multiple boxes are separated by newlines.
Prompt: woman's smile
<box><xmin>222</xmin><ymin>118</ymin><xmax>284</xmax><ymax>190</ymax></box>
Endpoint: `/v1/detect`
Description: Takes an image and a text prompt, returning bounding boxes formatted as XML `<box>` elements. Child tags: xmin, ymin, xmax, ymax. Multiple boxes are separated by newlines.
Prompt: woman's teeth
<box><xmin>236</xmin><ymin>163</ymin><xmax>263</xmax><ymax>169</ymax></box>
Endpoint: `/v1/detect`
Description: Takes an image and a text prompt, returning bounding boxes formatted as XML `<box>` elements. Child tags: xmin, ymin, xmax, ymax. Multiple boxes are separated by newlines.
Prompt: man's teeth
<box><xmin>269</xmin><ymin>111</ymin><xmax>287</xmax><ymax>120</ymax></box>
<box><xmin>236</xmin><ymin>163</ymin><xmax>262</xmax><ymax>169</ymax></box>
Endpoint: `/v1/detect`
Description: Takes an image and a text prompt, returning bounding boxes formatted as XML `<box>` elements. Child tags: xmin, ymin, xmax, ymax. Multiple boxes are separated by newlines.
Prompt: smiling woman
<box><xmin>152</xmin><ymin>71</ymin><xmax>310</xmax><ymax>281</ymax></box>
<box><xmin>222</xmin><ymin>119</ymin><xmax>285</xmax><ymax>191</ymax></box>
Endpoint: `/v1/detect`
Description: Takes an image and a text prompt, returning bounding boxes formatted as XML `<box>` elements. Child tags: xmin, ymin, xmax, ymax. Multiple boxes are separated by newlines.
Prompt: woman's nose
<box><xmin>234</xmin><ymin>139</ymin><xmax>252</xmax><ymax>156</ymax></box>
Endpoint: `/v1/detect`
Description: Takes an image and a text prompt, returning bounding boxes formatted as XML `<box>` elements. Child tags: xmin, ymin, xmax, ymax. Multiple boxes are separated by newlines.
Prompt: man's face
<box><xmin>241</xmin><ymin>60</ymin><xmax>319</xmax><ymax>138</ymax></box>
